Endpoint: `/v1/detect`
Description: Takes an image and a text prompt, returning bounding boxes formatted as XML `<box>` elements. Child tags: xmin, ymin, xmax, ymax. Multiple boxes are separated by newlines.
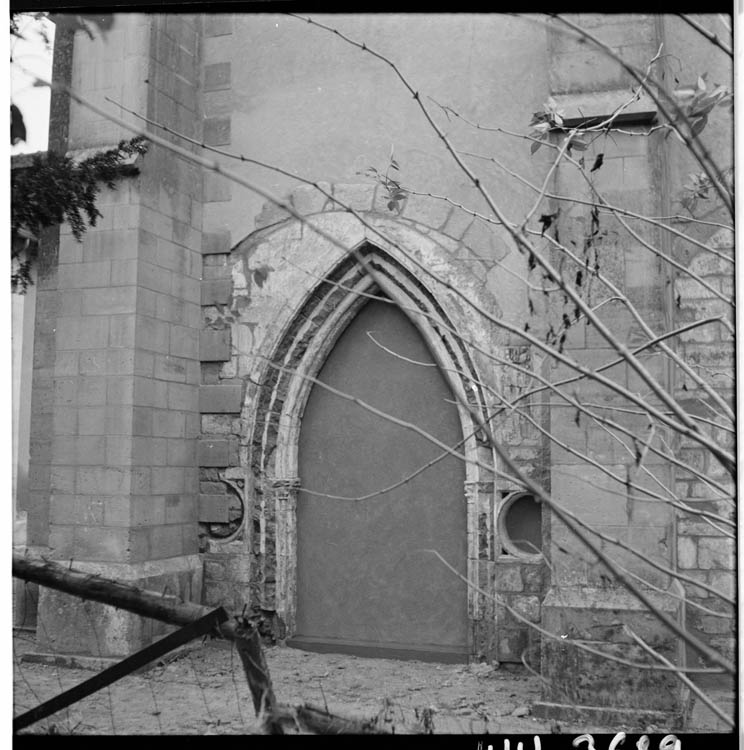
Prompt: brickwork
<box><xmin>547</xmin><ymin>14</ymin><xmax>659</xmax><ymax>95</ymax></box>
<box><xmin>199</xmin><ymin>384</ymin><xmax>243</xmax><ymax>413</ymax></box>
<box><xmin>130</xmin><ymin>13</ymin><xmax>203</xmax><ymax>566</ymax></box>
<box><xmin>535</xmin><ymin>14</ymin><xmax>676</xmax><ymax>713</ymax></box>
<box><xmin>672</xmin><ymin>228</ymin><xmax>736</xmax><ymax>666</ymax></box>
<box><xmin>536</xmin><ymin>586</ymin><xmax>685</xmax><ymax>724</ymax></box>
<box><xmin>495</xmin><ymin>560</ymin><xmax>547</xmax><ymax>664</ymax></box>
<box><xmin>24</xmin><ymin>27</ymin><xmax>75</xmax><ymax>557</ymax></box>
<box><xmin>200</xmin><ymin>12</ymin><xmax>233</xmax><ymax>263</ymax></box>
<box><xmin>545</xmin><ymin>16</ymin><xmax>671</xmax><ymax>586</ymax></box>
<box><xmin>196</xmin><ymin>129</ymin><xmax>237</xmax><ymax>550</ymax></box>
<box><xmin>35</xmin><ymin>14</ymin><xmax>203</xmax><ymax>571</ymax></box>
<box><xmin>533</xmin><ymin>13</ymin><xmax>735</xmax><ymax>714</ymax></box>
<box><xmin>26</xmin><ymin>13</ymin><xmax>205</xmax><ymax>657</ymax></box>
<box><xmin>199</xmin><ymin>329</ymin><xmax>232</xmax><ymax>361</ymax></box>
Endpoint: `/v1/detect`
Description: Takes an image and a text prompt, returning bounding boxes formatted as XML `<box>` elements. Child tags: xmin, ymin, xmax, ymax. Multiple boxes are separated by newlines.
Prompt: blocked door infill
<box><xmin>290</xmin><ymin>299</ymin><xmax>469</xmax><ymax>662</ymax></box>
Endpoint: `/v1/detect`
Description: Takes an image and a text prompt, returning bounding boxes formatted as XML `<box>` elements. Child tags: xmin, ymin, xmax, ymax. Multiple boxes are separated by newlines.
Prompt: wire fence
<box><xmin>12</xmin><ymin>578</ymin><xmax>732</xmax><ymax>735</ymax></box>
<box><xmin>14</xmin><ymin>624</ymin><xmax>263</xmax><ymax>735</ymax></box>
<box><xmin>12</xmin><ymin>572</ymin><xmax>547</xmax><ymax>737</ymax></box>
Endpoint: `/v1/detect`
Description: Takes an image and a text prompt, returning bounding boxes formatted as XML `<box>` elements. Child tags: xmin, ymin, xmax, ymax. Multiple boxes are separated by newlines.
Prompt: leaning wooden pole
<box><xmin>12</xmin><ymin>553</ymin><xmax>236</xmax><ymax>634</ymax></box>
<box><xmin>13</xmin><ymin>553</ymin><xmax>388</xmax><ymax>734</ymax></box>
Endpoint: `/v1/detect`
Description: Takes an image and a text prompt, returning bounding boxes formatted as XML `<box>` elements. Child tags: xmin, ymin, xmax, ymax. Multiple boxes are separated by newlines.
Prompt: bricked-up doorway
<box><xmin>290</xmin><ymin>299</ymin><xmax>469</xmax><ymax>662</ymax></box>
<box><xmin>246</xmin><ymin>237</ymin><xmax>501</xmax><ymax>661</ymax></box>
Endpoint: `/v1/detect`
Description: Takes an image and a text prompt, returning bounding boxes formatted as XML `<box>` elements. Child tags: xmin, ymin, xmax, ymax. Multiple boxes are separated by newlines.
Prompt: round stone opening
<box><xmin>499</xmin><ymin>492</ymin><xmax>542</xmax><ymax>558</ymax></box>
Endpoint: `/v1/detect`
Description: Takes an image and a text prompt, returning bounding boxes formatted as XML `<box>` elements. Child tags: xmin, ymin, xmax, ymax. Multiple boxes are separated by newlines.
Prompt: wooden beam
<box><xmin>12</xmin><ymin>554</ymin><xmax>390</xmax><ymax>734</ymax></box>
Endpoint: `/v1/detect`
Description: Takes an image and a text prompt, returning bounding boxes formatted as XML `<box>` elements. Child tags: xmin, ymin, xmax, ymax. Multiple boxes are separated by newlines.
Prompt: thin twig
<box><xmin>17</xmin><ymin>34</ymin><xmax>735</xmax><ymax>678</ymax></box>
<box><xmin>282</xmin><ymin>250</ymin><xmax>733</xmax><ymax>500</ymax></box>
<box><xmin>626</xmin><ymin>626</ymin><xmax>734</xmax><ymax>728</ymax></box>
<box><xmin>677</xmin><ymin>14</ymin><xmax>733</xmax><ymax>57</ymax></box>
<box><xmin>425</xmin><ymin>549</ymin><xmax>724</xmax><ymax>674</ymax></box>
<box><xmin>260</xmin><ymin>355</ymin><xmax>736</xmax><ymax>618</ymax></box>
<box><xmin>546</xmin><ymin>14</ymin><xmax>732</xmax><ymax>217</ymax></box>
<box><xmin>98</xmin><ymin>76</ymin><xmax>735</xmax><ymax>469</ymax></box>
<box><xmin>459</xmin><ymin>145</ymin><xmax>734</xmax><ymax>266</ymax></box>
<box><xmin>290</xmin><ymin>15</ymin><xmax>734</xmax><ymax>474</ymax></box>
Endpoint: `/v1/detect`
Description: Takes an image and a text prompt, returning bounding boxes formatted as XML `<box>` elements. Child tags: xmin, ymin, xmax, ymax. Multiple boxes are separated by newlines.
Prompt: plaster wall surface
<box><xmin>200</xmin><ymin>13</ymin><xmax>551</xmax><ymax>332</ymax></box>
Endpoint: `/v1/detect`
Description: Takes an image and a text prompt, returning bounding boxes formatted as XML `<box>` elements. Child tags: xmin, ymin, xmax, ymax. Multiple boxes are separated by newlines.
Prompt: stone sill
<box><xmin>497</xmin><ymin>554</ymin><xmax>544</xmax><ymax>565</ymax></box>
<box><xmin>551</xmin><ymin>89</ymin><xmax>657</xmax><ymax>129</ymax></box>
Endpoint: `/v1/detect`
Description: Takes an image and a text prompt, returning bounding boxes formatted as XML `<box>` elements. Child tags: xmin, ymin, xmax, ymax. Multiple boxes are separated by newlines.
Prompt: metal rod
<box><xmin>14</xmin><ymin>607</ymin><xmax>228</xmax><ymax>732</ymax></box>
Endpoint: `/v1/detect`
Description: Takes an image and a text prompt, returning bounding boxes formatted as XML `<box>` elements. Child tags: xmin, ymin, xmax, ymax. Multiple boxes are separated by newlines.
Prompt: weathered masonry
<box><xmin>13</xmin><ymin>12</ymin><xmax>734</xmax><ymax>718</ymax></box>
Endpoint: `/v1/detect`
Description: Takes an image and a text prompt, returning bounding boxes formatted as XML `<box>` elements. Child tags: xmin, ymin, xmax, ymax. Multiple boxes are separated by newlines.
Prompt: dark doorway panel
<box><xmin>291</xmin><ymin>300</ymin><xmax>468</xmax><ymax>662</ymax></box>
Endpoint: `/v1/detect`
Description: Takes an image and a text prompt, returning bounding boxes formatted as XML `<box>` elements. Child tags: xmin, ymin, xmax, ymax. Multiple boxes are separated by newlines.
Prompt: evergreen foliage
<box><xmin>11</xmin><ymin>136</ymin><xmax>149</xmax><ymax>291</ymax></box>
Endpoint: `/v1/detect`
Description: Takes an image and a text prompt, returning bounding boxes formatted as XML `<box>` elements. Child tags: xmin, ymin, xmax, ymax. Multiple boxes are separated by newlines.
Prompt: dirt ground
<box><xmin>13</xmin><ymin>630</ymin><xmax>734</xmax><ymax>736</ymax></box>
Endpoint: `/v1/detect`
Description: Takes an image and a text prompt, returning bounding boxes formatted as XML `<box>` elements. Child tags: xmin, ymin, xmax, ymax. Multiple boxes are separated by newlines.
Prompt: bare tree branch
<box><xmin>427</xmin><ymin>549</ymin><xmax>725</xmax><ymax>675</ymax></box>
<box><xmin>677</xmin><ymin>14</ymin><xmax>733</xmax><ymax>57</ymax></box>
<box><xmin>17</xmin><ymin>17</ymin><xmax>734</xmax><ymax>701</ymax></box>
<box><xmin>96</xmin><ymin>81</ymin><xmax>734</xmax><ymax>472</ymax></box>
<box><xmin>626</xmin><ymin>626</ymin><xmax>734</xmax><ymax>728</ymax></box>
<box><xmin>546</xmin><ymin>14</ymin><xmax>733</xmax><ymax>217</ymax></box>
<box><xmin>462</xmin><ymin>146</ymin><xmax>733</xmax><ymax>266</ymax></box>
<box><xmin>287</xmin><ymin>15</ymin><xmax>734</xmax><ymax>475</ymax></box>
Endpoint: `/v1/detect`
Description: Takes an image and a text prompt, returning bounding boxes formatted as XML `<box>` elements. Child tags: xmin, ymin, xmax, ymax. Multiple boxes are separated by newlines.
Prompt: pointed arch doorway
<box><xmin>289</xmin><ymin>296</ymin><xmax>469</xmax><ymax>662</ymax></box>
<box><xmin>247</xmin><ymin>238</ymin><xmax>498</xmax><ymax>663</ymax></box>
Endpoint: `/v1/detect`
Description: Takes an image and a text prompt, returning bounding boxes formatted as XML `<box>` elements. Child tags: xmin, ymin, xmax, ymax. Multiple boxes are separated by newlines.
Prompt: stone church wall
<box><xmin>17</xmin><ymin>13</ymin><xmax>733</xmax><ymax>675</ymax></box>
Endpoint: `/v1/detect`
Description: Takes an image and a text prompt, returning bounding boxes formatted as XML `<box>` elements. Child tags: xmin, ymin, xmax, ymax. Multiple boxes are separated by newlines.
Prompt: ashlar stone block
<box><xmin>198</xmin><ymin>437</ymin><xmax>238</xmax><ymax>467</ymax></box>
<box><xmin>200</xmin><ymin>329</ymin><xmax>232</xmax><ymax>361</ymax></box>
<box><xmin>199</xmin><ymin>494</ymin><xmax>230</xmax><ymax>522</ymax></box>
<box><xmin>199</xmin><ymin>384</ymin><xmax>243</xmax><ymax>414</ymax></box>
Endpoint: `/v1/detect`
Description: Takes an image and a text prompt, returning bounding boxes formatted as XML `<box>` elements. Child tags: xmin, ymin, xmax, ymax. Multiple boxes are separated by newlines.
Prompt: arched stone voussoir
<box><xmin>253</xmin><ymin>181</ymin><xmax>377</xmax><ymax>230</ymax></box>
<box><xmin>686</xmin><ymin>227</ymin><xmax>735</xmax><ymax>278</ymax></box>
<box><xmin>357</xmin><ymin>213</ymin><xmax>505</xmax><ymax>349</ymax></box>
<box><xmin>707</xmin><ymin>226</ymin><xmax>734</xmax><ymax>252</ymax></box>
<box><xmin>225</xmin><ymin>197</ymin><xmax>514</xmax><ymax>649</ymax></box>
<box><xmin>230</xmin><ymin>210</ymin><xmax>505</xmax><ymax>381</ymax></box>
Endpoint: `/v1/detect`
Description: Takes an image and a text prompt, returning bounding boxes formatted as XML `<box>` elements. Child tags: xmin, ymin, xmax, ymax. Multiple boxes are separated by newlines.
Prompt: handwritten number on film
<box><xmin>480</xmin><ymin>735</ymin><xmax>681</xmax><ymax>750</ymax></box>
